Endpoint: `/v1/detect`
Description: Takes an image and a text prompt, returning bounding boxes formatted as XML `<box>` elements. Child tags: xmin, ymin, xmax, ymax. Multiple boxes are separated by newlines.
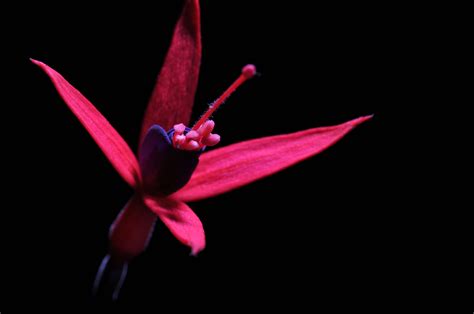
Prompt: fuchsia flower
<box><xmin>32</xmin><ymin>0</ymin><xmax>371</xmax><ymax>299</ymax></box>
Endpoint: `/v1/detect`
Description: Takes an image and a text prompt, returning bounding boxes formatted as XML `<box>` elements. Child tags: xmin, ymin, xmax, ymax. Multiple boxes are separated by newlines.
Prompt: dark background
<box><xmin>2</xmin><ymin>0</ymin><xmax>404</xmax><ymax>310</ymax></box>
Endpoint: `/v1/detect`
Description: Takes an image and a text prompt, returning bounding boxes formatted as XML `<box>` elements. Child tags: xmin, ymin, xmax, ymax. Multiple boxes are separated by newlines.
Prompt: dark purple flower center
<box><xmin>139</xmin><ymin>125</ymin><xmax>202</xmax><ymax>196</ymax></box>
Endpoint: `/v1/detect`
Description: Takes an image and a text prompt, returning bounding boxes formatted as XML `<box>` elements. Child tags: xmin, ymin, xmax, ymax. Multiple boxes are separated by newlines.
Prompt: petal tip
<box><xmin>352</xmin><ymin>114</ymin><xmax>374</xmax><ymax>126</ymax></box>
<box><xmin>190</xmin><ymin>246</ymin><xmax>204</xmax><ymax>257</ymax></box>
<box><xmin>30</xmin><ymin>58</ymin><xmax>48</xmax><ymax>71</ymax></box>
<box><xmin>361</xmin><ymin>114</ymin><xmax>374</xmax><ymax>121</ymax></box>
<box><xmin>30</xmin><ymin>58</ymin><xmax>42</xmax><ymax>65</ymax></box>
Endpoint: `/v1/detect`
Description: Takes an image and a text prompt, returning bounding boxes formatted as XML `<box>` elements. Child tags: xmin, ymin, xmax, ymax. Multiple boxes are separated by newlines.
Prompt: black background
<box><xmin>2</xmin><ymin>0</ymin><xmax>403</xmax><ymax>310</ymax></box>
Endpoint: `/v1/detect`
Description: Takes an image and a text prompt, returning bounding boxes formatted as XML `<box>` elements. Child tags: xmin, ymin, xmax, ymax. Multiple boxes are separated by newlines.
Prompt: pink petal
<box><xmin>174</xmin><ymin>116</ymin><xmax>373</xmax><ymax>202</ymax></box>
<box><xmin>32</xmin><ymin>59</ymin><xmax>141</xmax><ymax>188</ymax></box>
<box><xmin>109</xmin><ymin>194</ymin><xmax>157</xmax><ymax>260</ymax></box>
<box><xmin>143</xmin><ymin>196</ymin><xmax>205</xmax><ymax>255</ymax></box>
<box><xmin>140</xmin><ymin>0</ymin><xmax>201</xmax><ymax>142</ymax></box>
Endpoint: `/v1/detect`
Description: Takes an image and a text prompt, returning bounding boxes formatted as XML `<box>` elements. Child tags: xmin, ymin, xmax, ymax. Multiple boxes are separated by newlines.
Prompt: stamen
<box><xmin>198</xmin><ymin>120</ymin><xmax>215</xmax><ymax>139</ymax></box>
<box><xmin>202</xmin><ymin>134</ymin><xmax>220</xmax><ymax>147</ymax></box>
<box><xmin>173</xmin><ymin>123</ymin><xmax>186</xmax><ymax>134</ymax></box>
<box><xmin>192</xmin><ymin>64</ymin><xmax>257</xmax><ymax>130</ymax></box>
<box><xmin>185</xmin><ymin>130</ymin><xmax>200</xmax><ymax>141</ymax></box>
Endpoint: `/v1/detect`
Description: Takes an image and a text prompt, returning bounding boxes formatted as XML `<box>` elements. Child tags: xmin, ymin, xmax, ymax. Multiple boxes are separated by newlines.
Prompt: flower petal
<box><xmin>174</xmin><ymin>116</ymin><xmax>373</xmax><ymax>202</ymax></box>
<box><xmin>109</xmin><ymin>194</ymin><xmax>157</xmax><ymax>260</ymax></box>
<box><xmin>32</xmin><ymin>59</ymin><xmax>141</xmax><ymax>188</ymax></box>
<box><xmin>143</xmin><ymin>196</ymin><xmax>205</xmax><ymax>255</ymax></box>
<box><xmin>140</xmin><ymin>0</ymin><xmax>201</xmax><ymax>142</ymax></box>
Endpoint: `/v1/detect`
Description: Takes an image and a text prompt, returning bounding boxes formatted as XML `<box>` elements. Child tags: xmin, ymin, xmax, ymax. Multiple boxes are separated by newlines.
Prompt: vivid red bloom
<box><xmin>32</xmin><ymin>0</ymin><xmax>371</xmax><ymax>299</ymax></box>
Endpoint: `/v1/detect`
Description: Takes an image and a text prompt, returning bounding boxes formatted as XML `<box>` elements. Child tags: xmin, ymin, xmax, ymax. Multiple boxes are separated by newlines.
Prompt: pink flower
<box><xmin>32</xmin><ymin>0</ymin><xmax>371</xmax><ymax>299</ymax></box>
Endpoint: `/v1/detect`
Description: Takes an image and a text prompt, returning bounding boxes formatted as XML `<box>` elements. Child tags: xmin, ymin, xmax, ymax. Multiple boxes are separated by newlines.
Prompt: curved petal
<box><xmin>32</xmin><ymin>59</ymin><xmax>141</xmax><ymax>188</ymax></box>
<box><xmin>109</xmin><ymin>194</ymin><xmax>157</xmax><ymax>260</ymax></box>
<box><xmin>174</xmin><ymin>116</ymin><xmax>373</xmax><ymax>202</ymax></box>
<box><xmin>143</xmin><ymin>195</ymin><xmax>205</xmax><ymax>255</ymax></box>
<box><xmin>140</xmin><ymin>0</ymin><xmax>201</xmax><ymax>143</ymax></box>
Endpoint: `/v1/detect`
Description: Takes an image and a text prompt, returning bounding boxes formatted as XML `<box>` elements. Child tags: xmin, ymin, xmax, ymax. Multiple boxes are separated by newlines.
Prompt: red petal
<box><xmin>140</xmin><ymin>0</ymin><xmax>201</xmax><ymax>142</ymax></box>
<box><xmin>143</xmin><ymin>196</ymin><xmax>205</xmax><ymax>255</ymax></box>
<box><xmin>109</xmin><ymin>195</ymin><xmax>157</xmax><ymax>260</ymax></box>
<box><xmin>174</xmin><ymin>116</ymin><xmax>373</xmax><ymax>202</ymax></box>
<box><xmin>32</xmin><ymin>59</ymin><xmax>141</xmax><ymax>188</ymax></box>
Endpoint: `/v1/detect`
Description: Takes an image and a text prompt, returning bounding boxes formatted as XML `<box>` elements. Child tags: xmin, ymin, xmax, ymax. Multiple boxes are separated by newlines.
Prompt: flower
<box><xmin>32</xmin><ymin>0</ymin><xmax>371</xmax><ymax>299</ymax></box>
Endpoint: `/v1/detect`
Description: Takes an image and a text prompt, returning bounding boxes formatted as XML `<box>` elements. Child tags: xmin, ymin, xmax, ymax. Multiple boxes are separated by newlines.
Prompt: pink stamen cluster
<box><xmin>172</xmin><ymin>120</ymin><xmax>221</xmax><ymax>151</ymax></box>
